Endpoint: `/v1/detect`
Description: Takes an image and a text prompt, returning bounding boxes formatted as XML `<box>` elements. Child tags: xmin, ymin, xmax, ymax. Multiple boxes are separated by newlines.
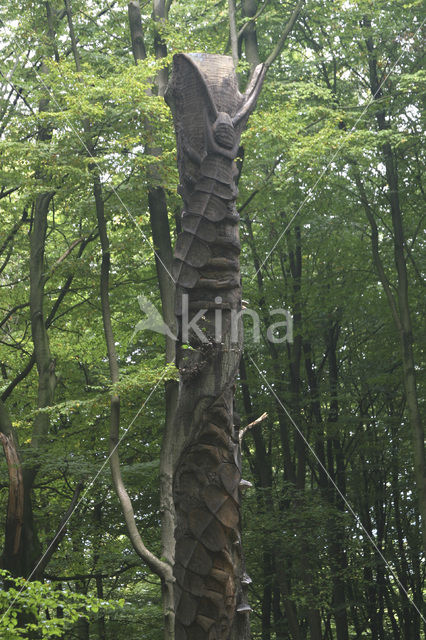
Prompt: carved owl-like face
<box><xmin>213</xmin><ymin>112</ymin><xmax>235</xmax><ymax>149</ymax></box>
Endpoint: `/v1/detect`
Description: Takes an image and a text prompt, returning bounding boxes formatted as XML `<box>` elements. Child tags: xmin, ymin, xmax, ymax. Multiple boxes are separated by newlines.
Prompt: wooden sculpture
<box><xmin>165</xmin><ymin>53</ymin><xmax>265</xmax><ymax>640</ymax></box>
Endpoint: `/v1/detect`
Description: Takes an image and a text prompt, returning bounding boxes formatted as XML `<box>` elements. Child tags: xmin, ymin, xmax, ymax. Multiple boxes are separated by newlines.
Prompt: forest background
<box><xmin>0</xmin><ymin>0</ymin><xmax>424</xmax><ymax>639</ymax></box>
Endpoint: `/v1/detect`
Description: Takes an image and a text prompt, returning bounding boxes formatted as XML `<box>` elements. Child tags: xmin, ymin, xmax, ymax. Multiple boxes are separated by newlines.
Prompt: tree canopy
<box><xmin>0</xmin><ymin>1</ymin><xmax>424</xmax><ymax>639</ymax></box>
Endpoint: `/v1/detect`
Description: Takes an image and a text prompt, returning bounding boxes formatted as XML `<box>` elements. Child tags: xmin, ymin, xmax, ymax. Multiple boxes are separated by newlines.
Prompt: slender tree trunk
<box><xmin>11</xmin><ymin>185</ymin><xmax>56</xmax><ymax>578</ymax></box>
<box><xmin>0</xmin><ymin>402</ymin><xmax>25</xmax><ymax>575</ymax></box>
<box><xmin>272</xmin><ymin>581</ymin><xmax>285</xmax><ymax>640</ymax></box>
<box><xmin>4</xmin><ymin>1</ymin><xmax>60</xmax><ymax>579</ymax></box>
<box><xmin>92</xmin><ymin>168</ymin><xmax>174</xmax><ymax>637</ymax></box>
<box><xmin>326</xmin><ymin>323</ymin><xmax>349</xmax><ymax>640</ymax></box>
<box><xmin>362</xmin><ymin>18</ymin><xmax>426</xmax><ymax>553</ymax></box>
<box><xmin>127</xmin><ymin>1</ymin><xmax>178</xmax><ymax>585</ymax></box>
<box><xmin>275</xmin><ymin>559</ymin><xmax>302</xmax><ymax>640</ymax></box>
<box><xmin>94</xmin><ymin>502</ymin><xmax>107</xmax><ymax>640</ymax></box>
<box><xmin>261</xmin><ymin>552</ymin><xmax>272</xmax><ymax>640</ymax></box>
<box><xmin>241</xmin><ymin>0</ymin><xmax>260</xmax><ymax>66</ymax></box>
<box><xmin>63</xmin><ymin>3</ymin><xmax>175</xmax><ymax>636</ymax></box>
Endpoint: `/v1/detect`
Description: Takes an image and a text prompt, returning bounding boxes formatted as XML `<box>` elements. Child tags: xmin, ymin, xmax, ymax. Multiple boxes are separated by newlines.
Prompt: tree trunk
<box><xmin>3</xmin><ymin>186</ymin><xmax>56</xmax><ymax>578</ymax></box>
<box><xmin>127</xmin><ymin>1</ymin><xmax>178</xmax><ymax>589</ymax></box>
<box><xmin>0</xmin><ymin>403</ymin><xmax>24</xmax><ymax>575</ymax></box>
<box><xmin>362</xmin><ymin>18</ymin><xmax>426</xmax><ymax>553</ymax></box>
<box><xmin>326</xmin><ymin>322</ymin><xmax>349</xmax><ymax>640</ymax></box>
<box><xmin>166</xmin><ymin>53</ymin><xmax>265</xmax><ymax>640</ymax></box>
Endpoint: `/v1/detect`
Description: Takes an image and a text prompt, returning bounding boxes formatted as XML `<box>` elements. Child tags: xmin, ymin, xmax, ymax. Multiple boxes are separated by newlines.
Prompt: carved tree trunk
<box><xmin>165</xmin><ymin>53</ymin><xmax>264</xmax><ymax>640</ymax></box>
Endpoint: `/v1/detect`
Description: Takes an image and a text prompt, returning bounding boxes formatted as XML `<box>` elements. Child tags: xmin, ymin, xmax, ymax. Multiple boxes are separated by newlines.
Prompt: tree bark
<box><xmin>0</xmin><ymin>404</ymin><xmax>24</xmax><ymax>573</ymax></box>
<box><xmin>166</xmin><ymin>52</ymin><xmax>265</xmax><ymax>640</ymax></box>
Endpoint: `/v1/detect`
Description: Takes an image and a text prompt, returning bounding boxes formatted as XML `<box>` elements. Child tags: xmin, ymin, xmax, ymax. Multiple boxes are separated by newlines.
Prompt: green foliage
<box><xmin>0</xmin><ymin>569</ymin><xmax>122</xmax><ymax>639</ymax></box>
<box><xmin>0</xmin><ymin>0</ymin><xmax>424</xmax><ymax>638</ymax></box>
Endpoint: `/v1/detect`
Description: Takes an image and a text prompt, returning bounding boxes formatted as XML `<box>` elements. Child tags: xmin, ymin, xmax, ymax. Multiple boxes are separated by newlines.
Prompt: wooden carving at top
<box><xmin>165</xmin><ymin>53</ymin><xmax>265</xmax><ymax>319</ymax></box>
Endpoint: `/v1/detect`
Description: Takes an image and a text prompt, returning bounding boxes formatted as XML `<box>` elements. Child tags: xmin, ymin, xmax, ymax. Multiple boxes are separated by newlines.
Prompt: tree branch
<box><xmin>93</xmin><ymin>170</ymin><xmax>171</xmax><ymax>583</ymax></box>
<box><xmin>128</xmin><ymin>1</ymin><xmax>146</xmax><ymax>63</ymax></box>
<box><xmin>34</xmin><ymin>481</ymin><xmax>84</xmax><ymax>578</ymax></box>
<box><xmin>264</xmin><ymin>0</ymin><xmax>304</xmax><ymax>70</ymax></box>
<box><xmin>44</xmin><ymin>562</ymin><xmax>139</xmax><ymax>582</ymax></box>
<box><xmin>0</xmin><ymin>208</ymin><xmax>28</xmax><ymax>258</ymax></box>
<box><xmin>1</xmin><ymin>232</ymin><xmax>97</xmax><ymax>402</ymax></box>
<box><xmin>228</xmin><ymin>0</ymin><xmax>239</xmax><ymax>66</ymax></box>
<box><xmin>239</xmin><ymin>412</ymin><xmax>268</xmax><ymax>443</ymax></box>
<box><xmin>51</xmin><ymin>236</ymin><xmax>85</xmax><ymax>270</ymax></box>
<box><xmin>352</xmin><ymin>166</ymin><xmax>401</xmax><ymax>332</ymax></box>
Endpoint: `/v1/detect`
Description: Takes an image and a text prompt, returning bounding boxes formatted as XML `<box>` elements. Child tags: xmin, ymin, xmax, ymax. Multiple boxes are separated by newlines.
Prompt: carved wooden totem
<box><xmin>165</xmin><ymin>54</ymin><xmax>265</xmax><ymax>640</ymax></box>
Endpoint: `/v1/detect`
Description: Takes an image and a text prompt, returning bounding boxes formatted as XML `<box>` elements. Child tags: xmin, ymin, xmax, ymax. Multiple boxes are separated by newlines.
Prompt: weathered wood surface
<box><xmin>166</xmin><ymin>53</ymin><xmax>264</xmax><ymax>640</ymax></box>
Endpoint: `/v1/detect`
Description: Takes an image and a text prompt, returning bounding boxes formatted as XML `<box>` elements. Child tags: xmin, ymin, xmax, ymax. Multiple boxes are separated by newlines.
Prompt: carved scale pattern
<box><xmin>172</xmin><ymin>117</ymin><xmax>242</xmax><ymax>316</ymax></box>
<box><xmin>167</xmin><ymin>53</ymin><xmax>264</xmax><ymax>317</ymax></box>
<box><xmin>172</xmin><ymin>125</ymin><xmax>243</xmax><ymax>636</ymax></box>
<box><xmin>174</xmin><ymin>389</ymin><xmax>242</xmax><ymax>639</ymax></box>
<box><xmin>166</xmin><ymin>53</ymin><xmax>265</xmax><ymax>640</ymax></box>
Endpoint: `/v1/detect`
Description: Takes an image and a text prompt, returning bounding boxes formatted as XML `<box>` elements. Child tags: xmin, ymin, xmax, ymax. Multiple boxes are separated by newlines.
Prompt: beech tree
<box><xmin>0</xmin><ymin>1</ymin><xmax>424</xmax><ymax>639</ymax></box>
